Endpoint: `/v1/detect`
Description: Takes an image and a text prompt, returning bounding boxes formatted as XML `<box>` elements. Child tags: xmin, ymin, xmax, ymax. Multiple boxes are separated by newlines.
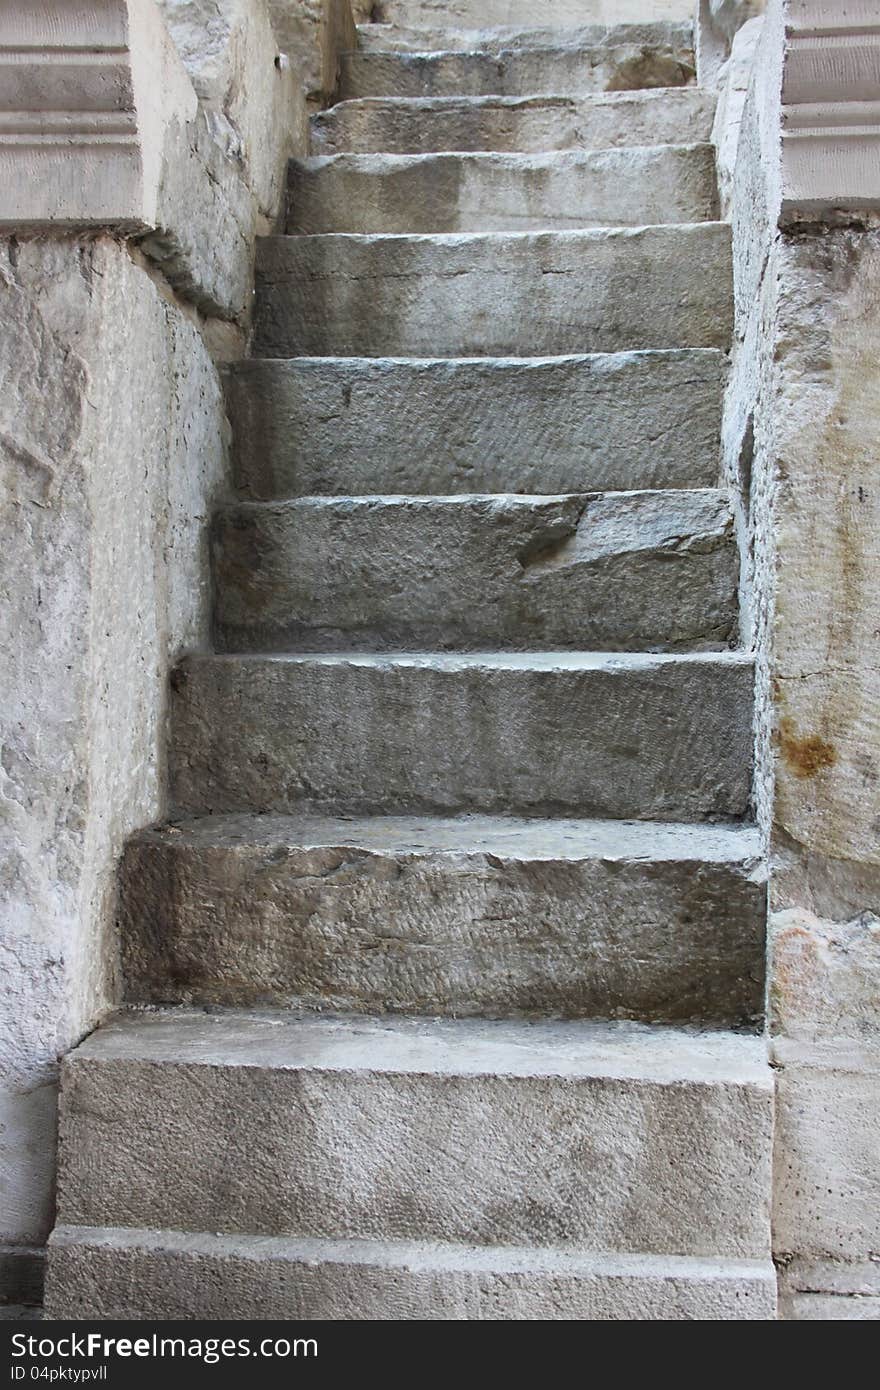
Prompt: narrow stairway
<box><xmin>45</xmin><ymin>1</ymin><xmax>775</xmax><ymax>1321</ymax></box>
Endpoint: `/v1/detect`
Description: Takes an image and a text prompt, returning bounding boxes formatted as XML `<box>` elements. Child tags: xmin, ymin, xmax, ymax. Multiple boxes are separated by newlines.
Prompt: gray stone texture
<box><xmin>31</xmin><ymin>0</ymin><xmax>786</xmax><ymax>1325</ymax></box>
<box><xmin>252</xmin><ymin>225</ymin><xmax>734</xmax><ymax>357</ymax></box>
<box><xmin>211</xmin><ymin>490</ymin><xmax>738</xmax><ymax>652</ymax></box>
<box><xmin>158</xmin><ymin>0</ymin><xmax>307</xmax><ymax>219</ymax></box>
<box><xmin>339</xmin><ymin>30</ymin><xmax>695</xmax><ymax>100</ymax></box>
<box><xmin>53</xmin><ymin>1012</ymin><xmax>773</xmax><ymax>1257</ymax></box>
<box><xmin>287</xmin><ymin>146</ymin><xmax>719</xmax><ymax>234</ymax></box>
<box><xmin>358</xmin><ymin>20</ymin><xmax>695</xmax><ymax>50</ymax></box>
<box><xmin>120</xmin><ymin>815</ymin><xmax>766</xmax><ymax>1025</ymax></box>
<box><xmin>46</xmin><ymin>1226</ymin><xmax>776</xmax><ymax>1321</ymax></box>
<box><xmin>367</xmin><ymin>1</ymin><xmax>698</xmax><ymax>25</ymax></box>
<box><xmin>168</xmin><ymin>651</ymin><xmax>755</xmax><ymax>820</ymax></box>
<box><xmin>0</xmin><ymin>235</ymin><xmax>228</xmax><ymax>1258</ymax></box>
<box><xmin>309</xmin><ymin>90</ymin><xmax>717</xmax><ymax>156</ymax></box>
<box><xmin>224</xmin><ymin>351</ymin><xmax>726</xmax><ymax>500</ymax></box>
<box><xmin>367</xmin><ymin>0</ymin><xmax>697</xmax><ymax>23</ymax></box>
<box><xmin>714</xmin><ymin>6</ymin><xmax>880</xmax><ymax>1315</ymax></box>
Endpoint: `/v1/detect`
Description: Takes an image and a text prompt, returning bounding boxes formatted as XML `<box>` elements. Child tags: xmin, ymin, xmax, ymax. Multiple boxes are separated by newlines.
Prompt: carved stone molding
<box><xmin>781</xmin><ymin>0</ymin><xmax>880</xmax><ymax>214</ymax></box>
<box><xmin>0</xmin><ymin>1</ymin><xmax>196</xmax><ymax>230</ymax></box>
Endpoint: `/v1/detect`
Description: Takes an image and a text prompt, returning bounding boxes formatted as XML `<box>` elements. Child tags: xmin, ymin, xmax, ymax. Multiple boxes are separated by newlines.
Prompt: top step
<box><xmin>340</xmin><ymin>27</ymin><xmax>695</xmax><ymax>101</ymax></box>
<box><xmin>356</xmin><ymin>22</ymin><xmax>692</xmax><ymax>54</ymax></box>
<box><xmin>368</xmin><ymin>2</ymin><xmax>697</xmax><ymax>27</ymax></box>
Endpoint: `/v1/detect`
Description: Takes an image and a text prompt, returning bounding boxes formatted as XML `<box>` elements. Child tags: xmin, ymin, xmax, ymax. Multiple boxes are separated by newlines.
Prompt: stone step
<box><xmin>355</xmin><ymin>21</ymin><xmax>693</xmax><ymax>55</ymax></box>
<box><xmin>211</xmin><ymin>491</ymin><xmax>738</xmax><ymax>654</ymax></box>
<box><xmin>225</xmin><ymin>351</ymin><xmax>725</xmax><ymax>500</ymax></box>
<box><xmin>169</xmin><ymin>651</ymin><xmax>754</xmax><ymax>821</ymax></box>
<box><xmin>365</xmin><ymin>2</ymin><xmax>697</xmax><ymax>29</ymax></box>
<box><xmin>120</xmin><ymin>814</ymin><xmax>766</xmax><ymax>1026</ymax></box>
<box><xmin>252</xmin><ymin>226</ymin><xmax>733</xmax><ymax>358</ymax></box>
<box><xmin>340</xmin><ymin>30</ymin><xmax>694</xmax><ymax>100</ymax></box>
<box><xmin>287</xmin><ymin>146</ymin><xmax>719</xmax><ymax>235</ymax></box>
<box><xmin>51</xmin><ymin>1011</ymin><xmax>773</xmax><ymax>1259</ymax></box>
<box><xmin>309</xmin><ymin>89</ymin><xmax>717</xmax><ymax>156</ymax></box>
<box><xmin>46</xmin><ymin>1226</ymin><xmax>777</xmax><ymax>1321</ymax></box>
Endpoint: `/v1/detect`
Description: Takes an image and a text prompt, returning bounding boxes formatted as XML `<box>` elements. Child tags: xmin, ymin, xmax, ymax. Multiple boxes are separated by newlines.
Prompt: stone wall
<box><xmin>0</xmin><ymin>0</ymin><xmax>331</xmax><ymax>1305</ymax></box>
<box><xmin>715</xmin><ymin>0</ymin><xmax>880</xmax><ymax>1318</ymax></box>
<box><xmin>0</xmin><ymin>237</ymin><xmax>228</xmax><ymax>1295</ymax></box>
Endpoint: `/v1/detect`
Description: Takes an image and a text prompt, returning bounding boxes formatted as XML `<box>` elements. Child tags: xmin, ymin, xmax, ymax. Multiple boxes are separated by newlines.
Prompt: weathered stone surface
<box><xmin>287</xmin><ymin>146</ymin><xmax>719</xmax><ymax>234</ymax></box>
<box><xmin>777</xmin><ymin>1254</ymin><xmax>880</xmax><ymax>1320</ymax></box>
<box><xmin>771</xmin><ymin>1039</ymin><xmax>880</xmax><ymax>1267</ymax></box>
<box><xmin>120</xmin><ymin>814</ymin><xmax>766</xmax><ymax>1024</ymax></box>
<box><xmin>339</xmin><ymin>30</ymin><xmax>695</xmax><ymax>101</ymax></box>
<box><xmin>169</xmin><ymin>651</ymin><xmax>754</xmax><ymax>819</ymax></box>
<box><xmin>266</xmin><ymin>0</ymin><xmax>357</xmax><ymax>107</ymax></box>
<box><xmin>769</xmin><ymin>229</ymin><xmax>880</xmax><ymax>871</ymax></box>
<box><xmin>212</xmin><ymin>490</ymin><xmax>738</xmax><ymax>652</ymax></box>
<box><xmin>46</xmin><ymin>1226</ymin><xmax>777</xmax><ymax>1321</ymax></box>
<box><xmin>367</xmin><ymin>1</ymin><xmax>697</xmax><ymax>24</ymax></box>
<box><xmin>719</xmin><ymin>14</ymin><xmax>880</xmax><ymax>1310</ymax></box>
<box><xmin>769</xmin><ymin>908</ymin><xmax>880</xmax><ymax>1282</ymax></box>
<box><xmin>54</xmin><ymin>1011</ymin><xmax>773</xmax><ymax>1256</ymax></box>
<box><xmin>354</xmin><ymin>21</ymin><xmax>695</xmax><ymax>55</ymax></box>
<box><xmin>780</xmin><ymin>1292</ymin><xmax>880</xmax><ymax>1321</ymax></box>
<box><xmin>769</xmin><ymin>909</ymin><xmax>880</xmax><ymax>1045</ymax></box>
<box><xmin>0</xmin><ymin>236</ymin><xmax>228</xmax><ymax>1261</ymax></box>
<box><xmin>158</xmin><ymin>0</ymin><xmax>307</xmax><ymax>214</ymax></box>
<box><xmin>141</xmin><ymin>109</ymin><xmax>258</xmax><ymax>322</ymax></box>
<box><xmin>253</xmin><ymin>225</ymin><xmax>733</xmax><ymax>357</ymax></box>
<box><xmin>225</xmin><ymin>351</ymin><xmax>726</xmax><ymax>500</ymax></box>
<box><xmin>310</xmin><ymin>89</ymin><xmax>717</xmax><ymax>156</ymax></box>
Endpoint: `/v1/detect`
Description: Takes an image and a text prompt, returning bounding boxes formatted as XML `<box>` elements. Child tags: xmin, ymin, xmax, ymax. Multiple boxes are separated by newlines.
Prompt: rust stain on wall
<box><xmin>778</xmin><ymin>717</ymin><xmax>838</xmax><ymax>778</ymax></box>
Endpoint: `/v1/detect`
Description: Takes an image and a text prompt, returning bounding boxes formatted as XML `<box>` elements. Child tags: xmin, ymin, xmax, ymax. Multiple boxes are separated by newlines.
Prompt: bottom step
<box><xmin>46</xmin><ymin>1227</ymin><xmax>777</xmax><ymax>1321</ymax></box>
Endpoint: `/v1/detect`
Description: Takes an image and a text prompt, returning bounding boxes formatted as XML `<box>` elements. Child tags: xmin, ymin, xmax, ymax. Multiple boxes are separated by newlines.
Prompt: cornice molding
<box><xmin>0</xmin><ymin>0</ymin><xmax>196</xmax><ymax>231</ymax></box>
<box><xmin>781</xmin><ymin>0</ymin><xmax>880</xmax><ymax>214</ymax></box>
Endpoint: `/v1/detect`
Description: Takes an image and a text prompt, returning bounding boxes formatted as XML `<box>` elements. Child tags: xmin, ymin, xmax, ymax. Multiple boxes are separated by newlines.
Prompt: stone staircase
<box><xmin>45</xmin><ymin>1</ymin><xmax>776</xmax><ymax>1321</ymax></box>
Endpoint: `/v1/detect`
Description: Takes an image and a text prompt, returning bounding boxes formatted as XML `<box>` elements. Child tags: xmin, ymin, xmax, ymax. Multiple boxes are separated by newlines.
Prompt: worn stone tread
<box><xmin>52</xmin><ymin>1010</ymin><xmax>773</xmax><ymax>1259</ymax></box>
<box><xmin>287</xmin><ymin>146</ymin><xmax>719</xmax><ymax>234</ymax></box>
<box><xmin>120</xmin><ymin>813</ymin><xmax>765</xmax><ymax>1024</ymax></box>
<box><xmin>55</xmin><ymin>1007</ymin><xmax>774</xmax><ymax>1079</ymax></box>
<box><xmin>225</xmin><ymin>350</ymin><xmax>725</xmax><ymax>499</ymax></box>
<box><xmin>340</xmin><ymin>31</ymin><xmax>695</xmax><ymax>100</ymax></box>
<box><xmin>168</xmin><ymin>650</ymin><xmax>754</xmax><ymax>821</ymax></box>
<box><xmin>211</xmin><ymin>489</ymin><xmax>738</xmax><ymax>653</ymax></box>
<box><xmin>46</xmin><ymin>1224</ymin><xmax>777</xmax><ymax>1321</ymax></box>
<box><xmin>362</xmin><ymin>1</ymin><xmax>697</xmax><ymax>32</ymax></box>
<box><xmin>310</xmin><ymin>89</ymin><xmax>717</xmax><ymax>156</ymax></box>
<box><xmin>354</xmin><ymin>20</ymin><xmax>695</xmax><ymax>54</ymax></box>
<box><xmin>252</xmin><ymin>225</ymin><xmax>733</xmax><ymax>357</ymax></box>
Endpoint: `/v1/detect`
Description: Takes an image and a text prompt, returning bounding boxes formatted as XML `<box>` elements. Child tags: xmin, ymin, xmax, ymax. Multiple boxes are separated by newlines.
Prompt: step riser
<box><xmin>56</xmin><ymin>1052</ymin><xmax>772</xmax><ymax>1255</ymax></box>
<box><xmin>287</xmin><ymin>148</ymin><xmax>719</xmax><ymax>235</ymax></box>
<box><xmin>252</xmin><ymin>226</ymin><xmax>733</xmax><ymax>358</ymax></box>
<box><xmin>169</xmin><ymin>655</ymin><xmax>754</xmax><ymax>820</ymax></box>
<box><xmin>120</xmin><ymin>833</ymin><xmax>765</xmax><ymax>1025</ymax></box>
<box><xmin>357</xmin><ymin>23</ymin><xmax>695</xmax><ymax>55</ymax></box>
<box><xmin>339</xmin><ymin>45</ymin><xmax>694</xmax><ymax>101</ymax></box>
<box><xmin>211</xmin><ymin>492</ymin><xmax>738</xmax><ymax>653</ymax></box>
<box><xmin>310</xmin><ymin>91</ymin><xmax>716</xmax><ymax>156</ymax></box>
<box><xmin>45</xmin><ymin>1230</ymin><xmax>777</xmax><ymax>1321</ymax></box>
<box><xmin>367</xmin><ymin>2</ymin><xmax>697</xmax><ymax>26</ymax></box>
<box><xmin>225</xmin><ymin>353</ymin><xmax>725</xmax><ymax>500</ymax></box>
